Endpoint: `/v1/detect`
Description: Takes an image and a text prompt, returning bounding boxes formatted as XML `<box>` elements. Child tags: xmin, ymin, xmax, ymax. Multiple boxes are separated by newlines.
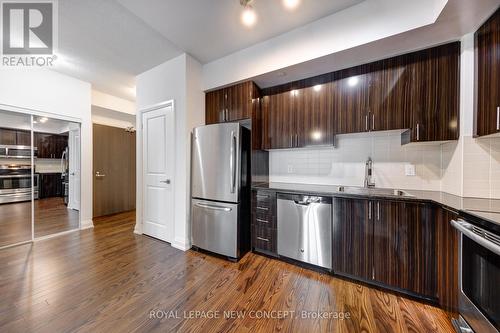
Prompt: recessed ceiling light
<box><xmin>40</xmin><ymin>117</ymin><xmax>48</xmax><ymax>123</ymax></box>
<box><xmin>313</xmin><ymin>85</ymin><xmax>322</xmax><ymax>92</ymax></box>
<box><xmin>290</xmin><ymin>89</ymin><xmax>298</xmax><ymax>97</ymax></box>
<box><xmin>240</xmin><ymin>0</ymin><xmax>257</xmax><ymax>27</ymax></box>
<box><xmin>283</xmin><ymin>0</ymin><xmax>300</xmax><ymax>10</ymax></box>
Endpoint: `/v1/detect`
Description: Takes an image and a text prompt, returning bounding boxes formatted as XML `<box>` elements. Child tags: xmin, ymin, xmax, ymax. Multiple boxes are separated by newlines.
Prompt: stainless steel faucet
<box><xmin>364</xmin><ymin>157</ymin><xmax>375</xmax><ymax>188</ymax></box>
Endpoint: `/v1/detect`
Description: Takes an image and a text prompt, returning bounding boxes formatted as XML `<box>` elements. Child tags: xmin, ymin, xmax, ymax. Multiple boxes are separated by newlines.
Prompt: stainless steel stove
<box><xmin>0</xmin><ymin>165</ymin><xmax>38</xmax><ymax>204</ymax></box>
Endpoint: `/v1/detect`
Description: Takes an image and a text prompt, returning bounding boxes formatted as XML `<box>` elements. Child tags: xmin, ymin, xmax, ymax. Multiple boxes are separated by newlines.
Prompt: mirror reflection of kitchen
<box><xmin>33</xmin><ymin>116</ymin><xmax>80</xmax><ymax>238</ymax></box>
<box><xmin>0</xmin><ymin>110</ymin><xmax>33</xmax><ymax>247</ymax></box>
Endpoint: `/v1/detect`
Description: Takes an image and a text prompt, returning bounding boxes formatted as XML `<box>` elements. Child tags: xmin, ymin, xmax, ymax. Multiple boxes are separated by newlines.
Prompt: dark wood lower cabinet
<box><xmin>253</xmin><ymin>191</ymin><xmax>459</xmax><ymax>314</ymax></box>
<box><xmin>373</xmin><ymin>200</ymin><xmax>436</xmax><ymax>298</ymax></box>
<box><xmin>332</xmin><ymin>197</ymin><xmax>373</xmax><ymax>280</ymax></box>
<box><xmin>39</xmin><ymin>173</ymin><xmax>63</xmax><ymax>199</ymax></box>
<box><xmin>251</xmin><ymin>190</ymin><xmax>277</xmax><ymax>256</ymax></box>
<box><xmin>333</xmin><ymin>197</ymin><xmax>437</xmax><ymax>299</ymax></box>
<box><xmin>435</xmin><ymin>206</ymin><xmax>460</xmax><ymax>317</ymax></box>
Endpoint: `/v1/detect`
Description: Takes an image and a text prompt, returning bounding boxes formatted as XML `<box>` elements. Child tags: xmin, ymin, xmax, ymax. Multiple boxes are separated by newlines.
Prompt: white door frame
<box><xmin>134</xmin><ymin>100</ymin><xmax>175</xmax><ymax>238</ymax></box>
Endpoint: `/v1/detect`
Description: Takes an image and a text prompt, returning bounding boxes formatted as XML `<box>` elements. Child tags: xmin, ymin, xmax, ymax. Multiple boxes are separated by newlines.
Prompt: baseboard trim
<box><xmin>80</xmin><ymin>219</ymin><xmax>94</xmax><ymax>230</ymax></box>
<box><xmin>172</xmin><ymin>237</ymin><xmax>191</xmax><ymax>251</ymax></box>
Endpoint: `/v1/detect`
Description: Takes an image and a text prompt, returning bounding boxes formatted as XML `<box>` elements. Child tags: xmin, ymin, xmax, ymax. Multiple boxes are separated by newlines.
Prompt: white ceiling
<box><xmin>51</xmin><ymin>0</ymin><xmax>499</xmax><ymax>102</ymax></box>
<box><xmin>52</xmin><ymin>0</ymin><xmax>363</xmax><ymax>101</ymax></box>
<box><xmin>116</xmin><ymin>0</ymin><xmax>364</xmax><ymax>63</ymax></box>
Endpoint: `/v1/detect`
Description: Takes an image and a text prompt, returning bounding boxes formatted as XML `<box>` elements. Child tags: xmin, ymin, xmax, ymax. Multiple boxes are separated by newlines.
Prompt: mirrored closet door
<box><xmin>0</xmin><ymin>110</ymin><xmax>34</xmax><ymax>248</ymax></box>
<box><xmin>0</xmin><ymin>109</ymin><xmax>81</xmax><ymax>248</ymax></box>
<box><xmin>33</xmin><ymin>116</ymin><xmax>80</xmax><ymax>238</ymax></box>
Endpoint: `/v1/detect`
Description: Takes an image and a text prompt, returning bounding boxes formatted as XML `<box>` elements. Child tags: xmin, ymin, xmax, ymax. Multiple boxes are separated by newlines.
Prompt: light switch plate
<box><xmin>287</xmin><ymin>165</ymin><xmax>294</xmax><ymax>173</ymax></box>
<box><xmin>405</xmin><ymin>163</ymin><xmax>416</xmax><ymax>176</ymax></box>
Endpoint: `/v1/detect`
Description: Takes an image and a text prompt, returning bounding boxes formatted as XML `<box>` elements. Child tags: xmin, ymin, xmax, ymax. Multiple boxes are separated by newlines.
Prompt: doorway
<box><xmin>92</xmin><ymin>124</ymin><xmax>136</xmax><ymax>217</ymax></box>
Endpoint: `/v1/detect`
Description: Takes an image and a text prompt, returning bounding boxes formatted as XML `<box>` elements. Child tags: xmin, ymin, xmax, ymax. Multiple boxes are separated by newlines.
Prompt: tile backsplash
<box><xmin>269</xmin><ymin>130</ymin><xmax>500</xmax><ymax>199</ymax></box>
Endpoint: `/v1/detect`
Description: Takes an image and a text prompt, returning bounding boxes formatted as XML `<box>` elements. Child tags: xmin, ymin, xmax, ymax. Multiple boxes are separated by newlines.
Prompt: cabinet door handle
<box><xmin>416</xmin><ymin>123</ymin><xmax>420</xmax><ymax>141</ymax></box>
<box><xmin>377</xmin><ymin>202</ymin><xmax>380</xmax><ymax>221</ymax></box>
<box><xmin>372</xmin><ymin>114</ymin><xmax>375</xmax><ymax>131</ymax></box>
<box><xmin>365</xmin><ymin>115</ymin><xmax>368</xmax><ymax>131</ymax></box>
<box><xmin>295</xmin><ymin>134</ymin><xmax>298</xmax><ymax>147</ymax></box>
<box><xmin>368</xmin><ymin>201</ymin><xmax>372</xmax><ymax>220</ymax></box>
<box><xmin>257</xmin><ymin>237</ymin><xmax>269</xmax><ymax>242</ymax></box>
<box><xmin>497</xmin><ymin>106</ymin><xmax>499</xmax><ymax>131</ymax></box>
<box><xmin>256</xmin><ymin>206</ymin><xmax>269</xmax><ymax>211</ymax></box>
<box><xmin>256</xmin><ymin>218</ymin><xmax>269</xmax><ymax>224</ymax></box>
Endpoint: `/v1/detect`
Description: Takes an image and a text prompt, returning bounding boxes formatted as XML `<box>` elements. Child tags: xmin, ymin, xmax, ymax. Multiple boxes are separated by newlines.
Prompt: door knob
<box><xmin>160</xmin><ymin>179</ymin><xmax>170</xmax><ymax>184</ymax></box>
<box><xmin>95</xmin><ymin>171</ymin><xmax>106</xmax><ymax>178</ymax></box>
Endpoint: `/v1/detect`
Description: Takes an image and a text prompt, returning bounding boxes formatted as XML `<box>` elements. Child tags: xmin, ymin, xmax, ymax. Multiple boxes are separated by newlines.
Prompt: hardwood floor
<box><xmin>0</xmin><ymin>198</ymin><xmax>79</xmax><ymax>247</ymax></box>
<box><xmin>0</xmin><ymin>211</ymin><xmax>455</xmax><ymax>333</ymax></box>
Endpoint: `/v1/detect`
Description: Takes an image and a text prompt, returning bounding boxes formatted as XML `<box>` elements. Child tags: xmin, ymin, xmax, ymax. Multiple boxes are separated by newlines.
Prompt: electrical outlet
<box><xmin>287</xmin><ymin>165</ymin><xmax>294</xmax><ymax>173</ymax></box>
<box><xmin>405</xmin><ymin>164</ymin><xmax>416</xmax><ymax>176</ymax></box>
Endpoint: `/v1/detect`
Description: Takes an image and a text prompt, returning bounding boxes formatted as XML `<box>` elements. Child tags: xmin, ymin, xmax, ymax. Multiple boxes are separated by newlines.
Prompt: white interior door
<box><xmin>68</xmin><ymin>126</ymin><xmax>81</xmax><ymax>211</ymax></box>
<box><xmin>142</xmin><ymin>105</ymin><xmax>174</xmax><ymax>243</ymax></box>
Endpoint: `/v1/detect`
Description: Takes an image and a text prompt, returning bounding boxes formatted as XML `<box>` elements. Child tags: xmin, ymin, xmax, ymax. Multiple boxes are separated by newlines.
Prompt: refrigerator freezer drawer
<box><xmin>191</xmin><ymin>199</ymin><xmax>239</xmax><ymax>258</ymax></box>
<box><xmin>277</xmin><ymin>194</ymin><xmax>332</xmax><ymax>270</ymax></box>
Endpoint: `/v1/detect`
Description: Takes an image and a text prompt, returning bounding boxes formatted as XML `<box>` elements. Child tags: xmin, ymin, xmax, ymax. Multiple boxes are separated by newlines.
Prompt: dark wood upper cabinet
<box><xmin>332</xmin><ymin>197</ymin><xmax>373</xmax><ymax>280</ymax></box>
<box><xmin>332</xmin><ymin>66</ymin><xmax>371</xmax><ymax>134</ymax></box>
<box><xmin>0</xmin><ymin>128</ymin><xmax>31</xmax><ymax>146</ymax></box>
<box><xmin>475</xmin><ymin>8</ymin><xmax>500</xmax><ymax>137</ymax></box>
<box><xmin>0</xmin><ymin>128</ymin><xmax>17</xmax><ymax>145</ymax></box>
<box><xmin>261</xmin><ymin>91</ymin><xmax>295</xmax><ymax>149</ymax></box>
<box><xmin>405</xmin><ymin>43</ymin><xmax>460</xmax><ymax>143</ymax></box>
<box><xmin>34</xmin><ymin>133</ymin><xmax>68</xmax><ymax>159</ymax></box>
<box><xmin>294</xmin><ymin>82</ymin><xmax>335</xmax><ymax>147</ymax></box>
<box><xmin>373</xmin><ymin>200</ymin><xmax>436</xmax><ymax>298</ymax></box>
<box><xmin>205</xmin><ymin>81</ymin><xmax>259</xmax><ymax>124</ymax></box>
<box><xmin>369</xmin><ymin>56</ymin><xmax>410</xmax><ymax>131</ymax></box>
<box><xmin>16</xmin><ymin>130</ymin><xmax>31</xmax><ymax>146</ymax></box>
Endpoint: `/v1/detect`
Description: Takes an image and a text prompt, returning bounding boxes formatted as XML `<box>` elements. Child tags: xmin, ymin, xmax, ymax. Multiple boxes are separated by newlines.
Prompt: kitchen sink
<box><xmin>335</xmin><ymin>186</ymin><xmax>414</xmax><ymax>198</ymax></box>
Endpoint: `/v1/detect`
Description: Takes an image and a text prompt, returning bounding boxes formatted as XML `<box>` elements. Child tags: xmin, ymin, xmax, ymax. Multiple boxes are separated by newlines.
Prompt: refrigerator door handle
<box><xmin>195</xmin><ymin>202</ymin><xmax>232</xmax><ymax>212</ymax></box>
<box><xmin>230</xmin><ymin>131</ymin><xmax>236</xmax><ymax>193</ymax></box>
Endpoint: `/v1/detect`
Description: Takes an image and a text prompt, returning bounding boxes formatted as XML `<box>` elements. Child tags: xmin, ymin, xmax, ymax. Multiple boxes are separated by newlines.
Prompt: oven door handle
<box><xmin>451</xmin><ymin>219</ymin><xmax>500</xmax><ymax>256</ymax></box>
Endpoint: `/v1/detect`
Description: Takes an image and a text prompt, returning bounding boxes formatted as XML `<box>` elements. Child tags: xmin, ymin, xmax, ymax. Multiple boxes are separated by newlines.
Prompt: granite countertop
<box><xmin>252</xmin><ymin>182</ymin><xmax>500</xmax><ymax>230</ymax></box>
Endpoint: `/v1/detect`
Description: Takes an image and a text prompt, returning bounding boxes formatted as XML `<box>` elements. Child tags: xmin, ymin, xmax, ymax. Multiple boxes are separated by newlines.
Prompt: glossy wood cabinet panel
<box><xmin>369</xmin><ymin>56</ymin><xmax>410</xmax><ymax>131</ymax></box>
<box><xmin>405</xmin><ymin>43</ymin><xmax>460</xmax><ymax>142</ymax></box>
<box><xmin>0</xmin><ymin>128</ymin><xmax>18</xmax><ymax>145</ymax></box>
<box><xmin>34</xmin><ymin>133</ymin><xmax>68</xmax><ymax>159</ymax></box>
<box><xmin>39</xmin><ymin>173</ymin><xmax>63</xmax><ymax>198</ymax></box>
<box><xmin>251</xmin><ymin>190</ymin><xmax>277</xmax><ymax>256</ymax></box>
<box><xmin>332</xmin><ymin>66</ymin><xmax>371</xmax><ymax>134</ymax></box>
<box><xmin>261</xmin><ymin>91</ymin><xmax>296</xmax><ymax>149</ymax></box>
<box><xmin>205</xmin><ymin>89</ymin><xmax>226</xmax><ymax>124</ymax></box>
<box><xmin>295</xmin><ymin>82</ymin><xmax>334</xmax><ymax>146</ymax></box>
<box><xmin>475</xmin><ymin>8</ymin><xmax>500</xmax><ymax>137</ymax></box>
<box><xmin>205</xmin><ymin>81</ymin><xmax>259</xmax><ymax>125</ymax></box>
<box><xmin>435</xmin><ymin>206</ymin><xmax>460</xmax><ymax>317</ymax></box>
<box><xmin>332</xmin><ymin>197</ymin><xmax>373</xmax><ymax>280</ymax></box>
<box><xmin>373</xmin><ymin>200</ymin><xmax>436</xmax><ymax>298</ymax></box>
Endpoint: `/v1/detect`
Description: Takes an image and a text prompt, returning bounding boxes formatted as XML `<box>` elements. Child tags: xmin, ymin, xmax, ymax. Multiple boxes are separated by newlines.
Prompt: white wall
<box><xmin>269</xmin><ymin>33</ymin><xmax>500</xmax><ymax>200</ymax></box>
<box><xmin>135</xmin><ymin>53</ymin><xmax>204</xmax><ymax>251</ymax></box>
<box><xmin>0</xmin><ymin>68</ymin><xmax>93</xmax><ymax>227</ymax></box>
<box><xmin>92</xmin><ymin>105</ymin><xmax>136</xmax><ymax>129</ymax></box>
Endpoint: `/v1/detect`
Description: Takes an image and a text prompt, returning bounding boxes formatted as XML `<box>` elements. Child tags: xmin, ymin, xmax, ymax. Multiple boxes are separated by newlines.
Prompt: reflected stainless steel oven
<box><xmin>0</xmin><ymin>165</ymin><xmax>38</xmax><ymax>204</ymax></box>
<box><xmin>451</xmin><ymin>219</ymin><xmax>500</xmax><ymax>333</ymax></box>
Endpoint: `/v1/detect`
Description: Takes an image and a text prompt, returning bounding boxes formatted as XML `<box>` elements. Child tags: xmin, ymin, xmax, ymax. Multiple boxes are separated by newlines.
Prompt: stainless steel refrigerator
<box><xmin>191</xmin><ymin>122</ymin><xmax>250</xmax><ymax>260</ymax></box>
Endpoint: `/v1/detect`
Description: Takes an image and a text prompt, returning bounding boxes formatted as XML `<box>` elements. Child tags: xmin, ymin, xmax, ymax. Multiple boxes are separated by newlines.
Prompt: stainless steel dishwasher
<box><xmin>277</xmin><ymin>193</ymin><xmax>332</xmax><ymax>270</ymax></box>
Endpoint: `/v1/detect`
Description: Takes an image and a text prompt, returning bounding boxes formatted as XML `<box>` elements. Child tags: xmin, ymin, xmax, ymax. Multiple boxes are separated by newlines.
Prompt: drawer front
<box><xmin>252</xmin><ymin>190</ymin><xmax>275</xmax><ymax>211</ymax></box>
<box><xmin>252</xmin><ymin>190</ymin><xmax>276</xmax><ymax>228</ymax></box>
<box><xmin>252</xmin><ymin>225</ymin><xmax>277</xmax><ymax>255</ymax></box>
